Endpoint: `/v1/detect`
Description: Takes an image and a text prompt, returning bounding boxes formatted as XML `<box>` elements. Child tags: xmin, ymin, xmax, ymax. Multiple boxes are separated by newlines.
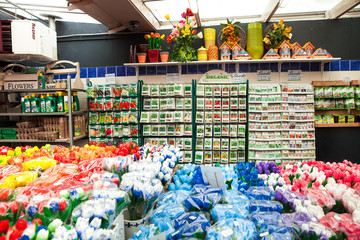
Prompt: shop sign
<box><xmin>288</xmin><ymin>70</ymin><xmax>302</xmax><ymax>81</ymax></box>
<box><xmin>105</xmin><ymin>73</ymin><xmax>115</xmax><ymax>84</ymax></box>
<box><xmin>199</xmin><ymin>70</ymin><xmax>233</xmax><ymax>83</ymax></box>
<box><xmin>257</xmin><ymin>70</ymin><xmax>271</xmax><ymax>81</ymax></box>
<box><xmin>232</xmin><ymin>73</ymin><xmax>247</xmax><ymax>83</ymax></box>
<box><xmin>5</xmin><ymin>81</ymin><xmax>37</xmax><ymax>90</ymax></box>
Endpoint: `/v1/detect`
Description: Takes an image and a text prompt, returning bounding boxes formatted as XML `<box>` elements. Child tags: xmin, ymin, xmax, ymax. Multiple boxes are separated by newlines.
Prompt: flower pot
<box><xmin>137</xmin><ymin>53</ymin><xmax>147</xmax><ymax>63</ymax></box>
<box><xmin>123</xmin><ymin>208</ymin><xmax>153</xmax><ymax>239</ymax></box>
<box><xmin>160</xmin><ymin>51</ymin><xmax>169</xmax><ymax>62</ymax></box>
<box><xmin>247</xmin><ymin>23</ymin><xmax>264</xmax><ymax>59</ymax></box>
<box><xmin>148</xmin><ymin>49</ymin><xmax>160</xmax><ymax>63</ymax></box>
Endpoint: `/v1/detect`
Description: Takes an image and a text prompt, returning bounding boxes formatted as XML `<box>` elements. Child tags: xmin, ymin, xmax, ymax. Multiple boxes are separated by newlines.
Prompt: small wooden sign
<box><xmin>5</xmin><ymin>81</ymin><xmax>38</xmax><ymax>90</ymax></box>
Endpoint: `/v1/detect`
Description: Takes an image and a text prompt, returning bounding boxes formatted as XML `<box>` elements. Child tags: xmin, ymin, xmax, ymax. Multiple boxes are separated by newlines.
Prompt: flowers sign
<box><xmin>165</xmin><ymin>8</ymin><xmax>203</xmax><ymax>62</ymax></box>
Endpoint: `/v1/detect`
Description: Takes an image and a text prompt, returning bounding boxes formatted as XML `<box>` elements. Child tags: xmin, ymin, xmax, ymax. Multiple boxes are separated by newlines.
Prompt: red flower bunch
<box><xmin>0</xmin><ymin>220</ymin><xmax>9</xmax><ymax>234</ymax></box>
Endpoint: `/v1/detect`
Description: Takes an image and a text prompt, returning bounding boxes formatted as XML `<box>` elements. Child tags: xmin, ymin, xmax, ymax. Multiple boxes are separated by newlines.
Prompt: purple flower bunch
<box><xmin>256</xmin><ymin>162</ymin><xmax>280</xmax><ymax>175</ymax></box>
<box><xmin>275</xmin><ymin>189</ymin><xmax>306</xmax><ymax>209</ymax></box>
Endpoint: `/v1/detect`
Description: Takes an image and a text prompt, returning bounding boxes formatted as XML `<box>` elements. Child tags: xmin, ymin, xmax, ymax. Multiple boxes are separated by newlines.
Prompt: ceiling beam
<box><xmin>108</xmin><ymin>25</ymin><xmax>127</xmax><ymax>34</ymax></box>
<box><xmin>67</xmin><ymin>0</ymin><xmax>93</xmax><ymax>11</ymax></box>
<box><xmin>326</xmin><ymin>0</ymin><xmax>360</xmax><ymax>19</ymax></box>
<box><xmin>261</xmin><ymin>0</ymin><xmax>281</xmax><ymax>22</ymax></box>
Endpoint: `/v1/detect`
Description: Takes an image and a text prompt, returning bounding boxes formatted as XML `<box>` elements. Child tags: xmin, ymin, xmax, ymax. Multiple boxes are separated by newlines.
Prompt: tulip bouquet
<box><xmin>236</xmin><ymin>162</ymin><xmax>265</xmax><ymax>191</ymax></box>
<box><xmin>165</xmin><ymin>8</ymin><xmax>203</xmax><ymax>62</ymax></box>
<box><xmin>169</xmin><ymin>163</ymin><xmax>205</xmax><ymax>191</ymax></box>
<box><xmin>144</xmin><ymin>33</ymin><xmax>165</xmax><ymax>50</ymax></box>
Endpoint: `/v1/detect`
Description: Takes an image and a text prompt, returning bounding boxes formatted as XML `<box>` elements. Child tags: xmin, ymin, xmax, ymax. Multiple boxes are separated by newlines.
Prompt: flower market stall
<box><xmin>0</xmin><ymin>141</ymin><xmax>359</xmax><ymax>240</ymax></box>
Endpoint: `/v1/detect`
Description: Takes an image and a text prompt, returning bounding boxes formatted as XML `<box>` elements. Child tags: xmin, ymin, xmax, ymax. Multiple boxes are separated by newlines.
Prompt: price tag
<box><xmin>221</xmin><ymin>229</ymin><xmax>233</xmax><ymax>237</ymax></box>
<box><xmin>105</xmin><ymin>73</ymin><xmax>115</xmax><ymax>84</ymax></box>
<box><xmin>260</xmin><ymin>232</ymin><xmax>269</xmax><ymax>237</ymax></box>
<box><xmin>257</xmin><ymin>70</ymin><xmax>271</xmax><ymax>81</ymax></box>
<box><xmin>288</xmin><ymin>70</ymin><xmax>302</xmax><ymax>81</ymax></box>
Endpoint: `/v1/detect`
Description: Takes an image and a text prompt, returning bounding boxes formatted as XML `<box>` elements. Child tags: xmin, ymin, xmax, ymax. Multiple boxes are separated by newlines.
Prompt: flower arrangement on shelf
<box><xmin>220</xmin><ymin>19</ymin><xmax>241</xmax><ymax>48</ymax></box>
<box><xmin>263</xmin><ymin>19</ymin><xmax>292</xmax><ymax>50</ymax></box>
<box><xmin>144</xmin><ymin>33</ymin><xmax>165</xmax><ymax>50</ymax></box>
<box><xmin>165</xmin><ymin>8</ymin><xmax>203</xmax><ymax>62</ymax></box>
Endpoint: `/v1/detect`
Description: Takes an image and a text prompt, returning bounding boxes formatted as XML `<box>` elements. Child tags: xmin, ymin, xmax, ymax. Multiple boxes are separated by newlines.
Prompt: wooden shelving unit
<box><xmin>312</xmin><ymin>81</ymin><xmax>350</xmax><ymax>87</ymax></box>
<box><xmin>315</xmin><ymin>123</ymin><xmax>360</xmax><ymax>128</ymax></box>
<box><xmin>315</xmin><ymin>110</ymin><xmax>349</xmax><ymax>115</ymax></box>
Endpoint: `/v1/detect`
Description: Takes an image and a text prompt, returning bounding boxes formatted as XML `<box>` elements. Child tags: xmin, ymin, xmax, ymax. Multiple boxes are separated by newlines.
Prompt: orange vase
<box><xmin>160</xmin><ymin>52</ymin><xmax>169</xmax><ymax>62</ymax></box>
<box><xmin>208</xmin><ymin>46</ymin><xmax>219</xmax><ymax>61</ymax></box>
<box><xmin>137</xmin><ymin>53</ymin><xmax>147</xmax><ymax>63</ymax></box>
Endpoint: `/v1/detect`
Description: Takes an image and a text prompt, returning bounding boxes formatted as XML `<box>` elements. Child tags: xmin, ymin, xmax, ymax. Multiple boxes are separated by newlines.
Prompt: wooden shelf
<box><xmin>350</xmin><ymin>110</ymin><xmax>360</xmax><ymax>115</ymax></box>
<box><xmin>352</xmin><ymin>80</ymin><xmax>360</xmax><ymax>86</ymax></box>
<box><xmin>315</xmin><ymin>109</ymin><xmax>349</xmax><ymax>115</ymax></box>
<box><xmin>315</xmin><ymin>123</ymin><xmax>360</xmax><ymax>128</ymax></box>
<box><xmin>312</xmin><ymin>81</ymin><xmax>350</xmax><ymax>87</ymax></box>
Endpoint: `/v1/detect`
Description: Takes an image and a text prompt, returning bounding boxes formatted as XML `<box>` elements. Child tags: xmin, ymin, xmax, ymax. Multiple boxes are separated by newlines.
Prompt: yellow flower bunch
<box><xmin>263</xmin><ymin>19</ymin><xmax>292</xmax><ymax>49</ymax></box>
<box><xmin>220</xmin><ymin>19</ymin><xmax>241</xmax><ymax>48</ymax></box>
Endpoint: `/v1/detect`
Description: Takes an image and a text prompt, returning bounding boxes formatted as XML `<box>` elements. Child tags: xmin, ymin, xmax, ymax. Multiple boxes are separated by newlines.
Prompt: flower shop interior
<box><xmin>0</xmin><ymin>0</ymin><xmax>360</xmax><ymax>239</ymax></box>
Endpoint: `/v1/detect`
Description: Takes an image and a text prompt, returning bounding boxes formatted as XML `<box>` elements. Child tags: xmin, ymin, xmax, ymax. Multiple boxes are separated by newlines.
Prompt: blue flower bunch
<box><xmin>211</xmin><ymin>204</ymin><xmax>249</xmax><ymax>223</ymax></box>
<box><xmin>223</xmin><ymin>190</ymin><xmax>250</xmax><ymax>208</ymax></box>
<box><xmin>206</xmin><ymin>218</ymin><xmax>257</xmax><ymax>240</ymax></box>
<box><xmin>156</xmin><ymin>190</ymin><xmax>191</xmax><ymax>207</ymax></box>
<box><xmin>130</xmin><ymin>218</ymin><xmax>175</xmax><ymax>240</ymax></box>
<box><xmin>184</xmin><ymin>185</ymin><xmax>223</xmax><ymax>211</ymax></box>
<box><xmin>256</xmin><ymin>162</ymin><xmax>280</xmax><ymax>175</ymax></box>
<box><xmin>169</xmin><ymin>164</ymin><xmax>205</xmax><ymax>191</ymax></box>
<box><xmin>250</xmin><ymin>211</ymin><xmax>282</xmax><ymax>228</ymax></box>
<box><xmin>236</xmin><ymin>162</ymin><xmax>265</xmax><ymax>191</ymax></box>
<box><xmin>170</xmin><ymin>212</ymin><xmax>211</xmax><ymax>240</ymax></box>
<box><xmin>219</xmin><ymin>165</ymin><xmax>239</xmax><ymax>190</ymax></box>
<box><xmin>150</xmin><ymin>203</ymin><xmax>186</xmax><ymax>222</ymax></box>
<box><xmin>249</xmin><ymin>200</ymin><xmax>283</xmax><ymax>213</ymax></box>
<box><xmin>72</xmin><ymin>198</ymin><xmax>116</xmax><ymax>221</ymax></box>
<box><xmin>257</xmin><ymin>224</ymin><xmax>293</xmax><ymax>240</ymax></box>
<box><xmin>246</xmin><ymin>186</ymin><xmax>275</xmax><ymax>201</ymax></box>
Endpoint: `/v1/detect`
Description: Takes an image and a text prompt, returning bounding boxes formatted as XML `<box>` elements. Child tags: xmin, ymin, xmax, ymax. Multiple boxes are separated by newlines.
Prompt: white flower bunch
<box><xmin>258</xmin><ymin>173</ymin><xmax>285</xmax><ymax>190</ymax></box>
<box><xmin>293</xmin><ymin>199</ymin><xmax>325</xmax><ymax>220</ymax></box>
<box><xmin>301</xmin><ymin>222</ymin><xmax>335</xmax><ymax>239</ymax></box>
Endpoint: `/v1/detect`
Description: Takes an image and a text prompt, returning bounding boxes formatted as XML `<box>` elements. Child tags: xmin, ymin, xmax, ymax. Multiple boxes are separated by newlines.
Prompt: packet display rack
<box><xmin>248</xmin><ymin>83</ymin><xmax>316</xmax><ymax>165</ymax></box>
<box><xmin>87</xmin><ymin>81</ymin><xmax>141</xmax><ymax>145</ymax></box>
<box><xmin>140</xmin><ymin>81</ymin><xmax>195</xmax><ymax>163</ymax></box>
<box><xmin>193</xmin><ymin>80</ymin><xmax>249</xmax><ymax>164</ymax></box>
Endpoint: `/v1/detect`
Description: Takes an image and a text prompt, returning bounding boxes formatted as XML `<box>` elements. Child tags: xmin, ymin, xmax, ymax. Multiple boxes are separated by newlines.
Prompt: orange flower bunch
<box><xmin>220</xmin><ymin>19</ymin><xmax>241</xmax><ymax>48</ymax></box>
<box><xmin>263</xmin><ymin>19</ymin><xmax>292</xmax><ymax>49</ymax></box>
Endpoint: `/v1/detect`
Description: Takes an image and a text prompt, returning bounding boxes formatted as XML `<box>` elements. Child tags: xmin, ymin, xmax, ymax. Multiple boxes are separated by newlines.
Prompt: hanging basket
<box><xmin>217</xmin><ymin>26</ymin><xmax>247</xmax><ymax>49</ymax></box>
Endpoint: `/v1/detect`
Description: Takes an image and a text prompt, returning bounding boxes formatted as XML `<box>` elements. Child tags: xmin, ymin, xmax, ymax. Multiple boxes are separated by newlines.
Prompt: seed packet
<box><xmin>221</xmin><ymin>139</ymin><xmax>229</xmax><ymax>150</ymax></box>
<box><xmin>123</xmin><ymin>125</ymin><xmax>131</xmax><ymax>137</ymax></box>
<box><xmin>160</xmin><ymin>85</ymin><xmax>167</xmax><ymax>96</ymax></box>
<box><xmin>151</xmin><ymin>125</ymin><xmax>159</xmax><ymax>135</ymax></box>
<box><xmin>184</xmin><ymin>151</ymin><xmax>192</xmax><ymax>163</ymax></box>
<box><xmin>158</xmin><ymin>138</ymin><xmax>166</xmax><ymax>147</ymax></box>
<box><xmin>166</xmin><ymin>112</ymin><xmax>174</xmax><ymax>122</ymax></box>
<box><xmin>230</xmin><ymin>85</ymin><xmax>238</xmax><ymax>96</ymax></box>
<box><xmin>230</xmin><ymin>125</ymin><xmax>237</xmax><ymax>137</ymax></box>
<box><xmin>143</xmin><ymin>125</ymin><xmax>151</xmax><ymax>136</ymax></box>
<box><xmin>230</xmin><ymin>139</ymin><xmax>238</xmax><ymax>150</ymax></box>
<box><xmin>230</xmin><ymin>98</ymin><xmax>238</xmax><ymax>109</ymax></box>
<box><xmin>184</xmin><ymin>125</ymin><xmax>192</xmax><ymax>135</ymax></box>
<box><xmin>143</xmin><ymin>99</ymin><xmax>151</xmax><ymax>110</ymax></box>
<box><xmin>213</xmin><ymin>138</ymin><xmax>221</xmax><ymax>150</ymax></box>
<box><xmin>89</xmin><ymin>112</ymin><xmax>98</xmax><ymax>125</ymax></box>
<box><xmin>96</xmin><ymin>85</ymin><xmax>104</xmax><ymax>98</ymax></box>
<box><xmin>213</xmin><ymin>151</ymin><xmax>220</xmax><ymax>162</ymax></box>
<box><xmin>176</xmin><ymin>124</ymin><xmax>184</xmax><ymax>136</ymax></box>
<box><xmin>205</xmin><ymin>85</ymin><xmax>213</xmax><ymax>96</ymax></box>
<box><xmin>184</xmin><ymin>138</ymin><xmax>192</xmax><ymax>150</ymax></box>
<box><xmin>150</xmin><ymin>112</ymin><xmax>159</xmax><ymax>123</ymax></box>
<box><xmin>114</xmin><ymin>125</ymin><xmax>122</xmax><ymax>138</ymax></box>
<box><xmin>167</xmin><ymin>85</ymin><xmax>174</xmax><ymax>96</ymax></box>
<box><xmin>95</xmin><ymin>98</ymin><xmax>104</xmax><ymax>111</ymax></box>
<box><xmin>184</xmin><ymin>112</ymin><xmax>192</xmax><ymax>122</ymax></box>
<box><xmin>204</xmin><ymin>151</ymin><xmax>212</xmax><ymax>163</ymax></box>
<box><xmin>249</xmin><ymin>95</ymin><xmax>256</xmax><ymax>102</ymax></box>
<box><xmin>205</xmin><ymin>112</ymin><xmax>213</xmax><ymax>123</ymax></box>
<box><xmin>130</xmin><ymin>98</ymin><xmax>137</xmax><ymax>111</ymax></box>
<box><xmin>345</xmin><ymin>99</ymin><xmax>355</xmax><ymax>109</ymax></box>
<box><xmin>338</xmin><ymin>115</ymin><xmax>346</xmax><ymax>123</ymax></box>
<box><xmin>167</xmin><ymin>98</ymin><xmax>175</xmax><ymax>109</ymax></box>
<box><xmin>238</xmin><ymin>124</ymin><xmax>246</xmax><ymax>137</ymax></box>
<box><xmin>121</xmin><ymin>84</ymin><xmax>129</xmax><ymax>97</ymax></box>
<box><xmin>205</xmin><ymin>98</ymin><xmax>213</xmax><ymax>109</ymax></box>
<box><xmin>221</xmin><ymin>151</ymin><xmax>229</xmax><ymax>163</ymax></box>
<box><xmin>204</xmin><ymin>138</ymin><xmax>212</xmax><ymax>150</ymax></box>
<box><xmin>142</xmin><ymin>85</ymin><xmax>150</xmax><ymax>96</ymax></box>
<box><xmin>196</xmin><ymin>139</ymin><xmax>204</xmax><ymax>150</ymax></box>
<box><xmin>176</xmin><ymin>138</ymin><xmax>184</xmax><ymax>149</ymax></box>
<box><xmin>106</xmin><ymin>112</ymin><xmax>113</xmax><ymax>124</ymax></box>
<box><xmin>324</xmin><ymin>87</ymin><xmax>333</xmax><ymax>98</ymax></box>
<box><xmin>174</xmin><ymin>112</ymin><xmax>184</xmax><ymax>122</ymax></box>
<box><xmin>130</xmin><ymin>112</ymin><xmax>138</xmax><ymax>123</ymax></box>
<box><xmin>195</xmin><ymin>151</ymin><xmax>203</xmax><ymax>164</ymax></box>
<box><xmin>332</xmin><ymin>87</ymin><xmax>341</xmax><ymax>98</ymax></box>
<box><xmin>239</xmin><ymin>85</ymin><xmax>246</xmax><ymax>95</ymax></box>
<box><xmin>222</xmin><ymin>98</ymin><xmax>230</xmax><ymax>109</ymax></box>
<box><xmin>355</xmin><ymin>99</ymin><xmax>360</xmax><ymax>110</ymax></box>
<box><xmin>103</xmin><ymin>85</ymin><xmax>112</xmax><ymax>98</ymax></box>
<box><xmin>159</xmin><ymin>112</ymin><xmax>166</xmax><ymax>123</ymax></box>
<box><xmin>174</xmin><ymin>84</ymin><xmax>184</xmax><ymax>96</ymax></box>
<box><xmin>184</xmin><ymin>98</ymin><xmax>192</xmax><ymax>109</ymax></box>
<box><xmin>129</xmin><ymin>84</ymin><xmax>137</xmax><ymax>96</ymax></box>
<box><xmin>150</xmin><ymin>85</ymin><xmax>159</xmax><ymax>96</ymax></box>
<box><xmin>197</xmin><ymin>85</ymin><xmax>205</xmax><ymax>96</ymax></box>
<box><xmin>122</xmin><ymin>112</ymin><xmax>130</xmax><ymax>124</ymax></box>
<box><xmin>221</xmin><ymin>85</ymin><xmax>229</xmax><ymax>96</ymax></box>
<box><xmin>89</xmin><ymin>125</ymin><xmax>99</xmax><ymax>137</ymax></box>
<box><xmin>167</xmin><ymin>125</ymin><xmax>175</xmax><ymax>136</ymax></box>
<box><xmin>196</xmin><ymin>112</ymin><xmax>204</xmax><ymax>123</ymax></box>
<box><xmin>112</xmin><ymin>85</ymin><xmax>121</xmax><ymax>98</ymax></box>
<box><xmin>348</xmin><ymin>115</ymin><xmax>355</xmax><ymax>123</ymax></box>
<box><xmin>239</xmin><ymin>98</ymin><xmax>246</xmax><ymax>109</ymax></box>
<box><xmin>184</xmin><ymin>84</ymin><xmax>192</xmax><ymax>96</ymax></box>
<box><xmin>213</xmin><ymin>85</ymin><xmax>221</xmax><ymax>96</ymax></box>
<box><xmin>112</xmin><ymin>112</ymin><xmax>120</xmax><ymax>125</ymax></box>
<box><xmin>214</xmin><ymin>125</ymin><xmax>221</xmax><ymax>137</ymax></box>
<box><xmin>213</xmin><ymin>112</ymin><xmax>221</xmax><ymax>123</ymax></box>
<box><xmin>99</xmin><ymin>125</ymin><xmax>106</xmax><ymax>137</ymax></box>
<box><xmin>197</xmin><ymin>125</ymin><xmax>204</xmax><ymax>137</ymax></box>
<box><xmin>355</xmin><ymin>87</ymin><xmax>360</xmax><ymax>98</ymax></box>
<box><xmin>205</xmin><ymin>125</ymin><xmax>212</xmax><ymax>137</ymax></box>
<box><xmin>158</xmin><ymin>99</ymin><xmax>166</xmax><ymax>111</ymax></box>
<box><xmin>197</xmin><ymin>98</ymin><xmax>204</xmax><ymax>109</ymax></box>
<box><xmin>121</xmin><ymin>98</ymin><xmax>130</xmax><ymax>111</ymax></box>
<box><xmin>239</xmin><ymin>112</ymin><xmax>246</xmax><ymax>122</ymax></box>
<box><xmin>229</xmin><ymin>151</ymin><xmax>237</xmax><ymax>163</ymax></box>
<box><xmin>222</xmin><ymin>125</ymin><xmax>229</xmax><ymax>137</ymax></box>
<box><xmin>230</xmin><ymin>112</ymin><xmax>238</xmax><ymax>122</ymax></box>
<box><xmin>238</xmin><ymin>139</ymin><xmax>245</xmax><ymax>150</ymax></box>
<box><xmin>222</xmin><ymin>112</ymin><xmax>230</xmax><ymax>123</ymax></box>
<box><xmin>97</xmin><ymin>112</ymin><xmax>105</xmax><ymax>124</ymax></box>
<box><xmin>213</xmin><ymin>98</ymin><xmax>221</xmax><ymax>109</ymax></box>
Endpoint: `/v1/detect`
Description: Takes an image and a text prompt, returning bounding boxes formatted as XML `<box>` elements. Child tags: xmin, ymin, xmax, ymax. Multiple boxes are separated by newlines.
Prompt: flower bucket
<box><xmin>148</xmin><ymin>49</ymin><xmax>160</xmax><ymax>63</ymax></box>
<box><xmin>123</xmin><ymin>207</ymin><xmax>153</xmax><ymax>239</ymax></box>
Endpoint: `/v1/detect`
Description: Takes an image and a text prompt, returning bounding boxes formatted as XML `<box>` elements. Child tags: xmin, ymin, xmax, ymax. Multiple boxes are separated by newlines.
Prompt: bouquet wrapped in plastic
<box><xmin>150</xmin><ymin>203</ymin><xmax>186</xmax><ymax>222</ymax></box>
<box><xmin>275</xmin><ymin>189</ymin><xmax>306</xmax><ymax>209</ymax></box>
<box><xmin>131</xmin><ymin>218</ymin><xmax>175</xmax><ymax>240</ymax></box>
<box><xmin>257</xmin><ymin>223</ymin><xmax>293</xmax><ymax>240</ymax></box>
<box><xmin>246</xmin><ymin>186</ymin><xmax>274</xmax><ymax>200</ymax></box>
<box><xmin>292</xmin><ymin>199</ymin><xmax>325</xmax><ymax>220</ymax></box>
<box><xmin>223</xmin><ymin>190</ymin><xmax>250</xmax><ymax>208</ymax></box>
<box><xmin>211</xmin><ymin>204</ymin><xmax>248</xmax><ymax>222</ymax></box>
<box><xmin>250</xmin><ymin>211</ymin><xmax>282</xmax><ymax>228</ymax></box>
<box><xmin>305</xmin><ymin>188</ymin><xmax>335</xmax><ymax>209</ymax></box>
<box><xmin>170</xmin><ymin>212</ymin><xmax>210</xmax><ymax>240</ymax></box>
<box><xmin>206</xmin><ymin>218</ymin><xmax>256</xmax><ymax>240</ymax></box>
<box><xmin>320</xmin><ymin>212</ymin><xmax>360</xmax><ymax>237</ymax></box>
<box><xmin>22</xmin><ymin>157</ymin><xmax>56</xmax><ymax>171</ymax></box>
<box><xmin>184</xmin><ymin>185</ymin><xmax>223</xmax><ymax>211</ymax></box>
<box><xmin>156</xmin><ymin>190</ymin><xmax>191</xmax><ymax>207</ymax></box>
<box><xmin>249</xmin><ymin>200</ymin><xmax>283</xmax><ymax>213</ymax></box>
<box><xmin>0</xmin><ymin>171</ymin><xmax>38</xmax><ymax>189</ymax></box>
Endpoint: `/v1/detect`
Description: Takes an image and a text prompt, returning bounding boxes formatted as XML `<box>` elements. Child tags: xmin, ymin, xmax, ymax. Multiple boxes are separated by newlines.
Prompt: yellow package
<box><xmin>23</xmin><ymin>157</ymin><xmax>56</xmax><ymax>171</ymax></box>
<box><xmin>0</xmin><ymin>155</ymin><xmax>10</xmax><ymax>165</ymax></box>
<box><xmin>0</xmin><ymin>171</ymin><xmax>38</xmax><ymax>188</ymax></box>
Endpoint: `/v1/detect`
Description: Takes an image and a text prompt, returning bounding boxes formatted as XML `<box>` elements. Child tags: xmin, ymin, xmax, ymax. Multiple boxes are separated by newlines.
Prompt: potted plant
<box><xmin>218</xmin><ymin>18</ymin><xmax>246</xmax><ymax>49</ymax></box>
<box><xmin>144</xmin><ymin>33</ymin><xmax>165</xmax><ymax>63</ymax></box>
<box><xmin>165</xmin><ymin>8</ymin><xmax>203</xmax><ymax>62</ymax></box>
